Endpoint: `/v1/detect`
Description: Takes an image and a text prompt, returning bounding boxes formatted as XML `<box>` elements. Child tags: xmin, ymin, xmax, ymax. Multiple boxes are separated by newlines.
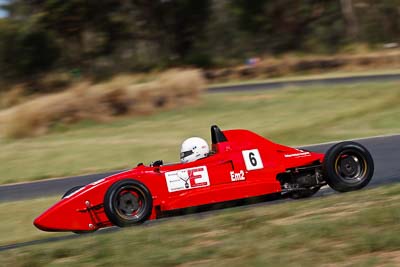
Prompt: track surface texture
<box><xmin>1</xmin><ymin>73</ymin><xmax>400</xmax><ymax>252</ymax></box>
<box><xmin>2</xmin><ymin>72</ymin><xmax>400</xmax><ymax>201</ymax></box>
<box><xmin>0</xmin><ymin>135</ymin><xmax>399</xmax><ymax>252</ymax></box>
<box><xmin>208</xmin><ymin>73</ymin><xmax>400</xmax><ymax>93</ymax></box>
<box><xmin>1</xmin><ymin>135</ymin><xmax>399</xmax><ymax>202</ymax></box>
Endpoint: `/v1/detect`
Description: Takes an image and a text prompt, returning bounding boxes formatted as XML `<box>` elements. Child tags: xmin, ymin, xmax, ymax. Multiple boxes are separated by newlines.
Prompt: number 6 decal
<box><xmin>242</xmin><ymin>149</ymin><xmax>264</xmax><ymax>170</ymax></box>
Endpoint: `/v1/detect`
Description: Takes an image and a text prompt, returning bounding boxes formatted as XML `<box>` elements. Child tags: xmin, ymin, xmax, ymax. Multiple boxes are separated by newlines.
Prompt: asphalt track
<box><xmin>2</xmin><ymin>72</ymin><xmax>400</xmax><ymax>202</ymax></box>
<box><xmin>1</xmin><ymin>135</ymin><xmax>399</xmax><ymax>202</ymax></box>
<box><xmin>1</xmin><ymin>135</ymin><xmax>400</xmax><ymax>252</ymax></box>
<box><xmin>208</xmin><ymin>73</ymin><xmax>400</xmax><ymax>93</ymax></box>
<box><xmin>1</xmin><ymin>73</ymin><xmax>400</xmax><ymax>252</ymax></box>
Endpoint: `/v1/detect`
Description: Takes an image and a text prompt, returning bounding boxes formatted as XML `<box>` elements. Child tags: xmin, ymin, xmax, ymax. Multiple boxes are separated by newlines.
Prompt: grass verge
<box><xmin>0</xmin><ymin>196</ymin><xmax>68</xmax><ymax>246</ymax></box>
<box><xmin>1</xmin><ymin>183</ymin><xmax>399</xmax><ymax>266</ymax></box>
<box><xmin>206</xmin><ymin>50</ymin><xmax>400</xmax><ymax>84</ymax></box>
<box><xmin>0</xmin><ymin>81</ymin><xmax>399</xmax><ymax>184</ymax></box>
<box><xmin>0</xmin><ymin>69</ymin><xmax>205</xmax><ymax>138</ymax></box>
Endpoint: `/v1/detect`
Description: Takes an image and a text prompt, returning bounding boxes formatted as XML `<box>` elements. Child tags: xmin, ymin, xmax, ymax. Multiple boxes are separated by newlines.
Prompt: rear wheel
<box><xmin>323</xmin><ymin>141</ymin><xmax>374</xmax><ymax>192</ymax></box>
<box><xmin>104</xmin><ymin>179</ymin><xmax>153</xmax><ymax>227</ymax></box>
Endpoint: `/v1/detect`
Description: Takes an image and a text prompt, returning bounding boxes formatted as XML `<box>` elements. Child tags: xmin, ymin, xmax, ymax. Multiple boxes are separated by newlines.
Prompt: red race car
<box><xmin>34</xmin><ymin>125</ymin><xmax>374</xmax><ymax>233</ymax></box>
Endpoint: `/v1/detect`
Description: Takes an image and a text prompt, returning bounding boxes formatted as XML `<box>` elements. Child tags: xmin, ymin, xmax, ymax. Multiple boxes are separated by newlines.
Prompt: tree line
<box><xmin>0</xmin><ymin>0</ymin><xmax>399</xmax><ymax>81</ymax></box>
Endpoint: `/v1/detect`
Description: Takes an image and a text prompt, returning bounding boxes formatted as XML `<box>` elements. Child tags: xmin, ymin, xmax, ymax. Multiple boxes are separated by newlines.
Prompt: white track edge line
<box><xmin>299</xmin><ymin>133</ymin><xmax>400</xmax><ymax>148</ymax></box>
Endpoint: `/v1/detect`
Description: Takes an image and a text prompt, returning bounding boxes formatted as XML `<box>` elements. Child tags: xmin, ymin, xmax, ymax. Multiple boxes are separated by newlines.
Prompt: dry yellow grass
<box><xmin>0</xmin><ymin>85</ymin><xmax>27</xmax><ymax>109</ymax></box>
<box><xmin>206</xmin><ymin>49</ymin><xmax>400</xmax><ymax>83</ymax></box>
<box><xmin>0</xmin><ymin>69</ymin><xmax>205</xmax><ymax>138</ymax></box>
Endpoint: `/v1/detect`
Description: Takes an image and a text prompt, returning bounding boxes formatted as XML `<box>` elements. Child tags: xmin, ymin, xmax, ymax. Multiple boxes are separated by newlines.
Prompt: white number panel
<box><xmin>242</xmin><ymin>149</ymin><xmax>264</xmax><ymax>171</ymax></box>
<box><xmin>165</xmin><ymin>166</ymin><xmax>210</xmax><ymax>192</ymax></box>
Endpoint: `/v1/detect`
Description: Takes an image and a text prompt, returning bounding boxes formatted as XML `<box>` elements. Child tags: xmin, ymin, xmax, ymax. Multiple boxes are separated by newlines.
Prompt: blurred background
<box><xmin>0</xmin><ymin>0</ymin><xmax>399</xmax><ymax>139</ymax></box>
<box><xmin>0</xmin><ymin>0</ymin><xmax>399</xmax><ymax>187</ymax></box>
<box><xmin>0</xmin><ymin>0</ymin><xmax>399</xmax><ymax>83</ymax></box>
<box><xmin>1</xmin><ymin>1</ymin><xmax>400</xmax><ymax>266</ymax></box>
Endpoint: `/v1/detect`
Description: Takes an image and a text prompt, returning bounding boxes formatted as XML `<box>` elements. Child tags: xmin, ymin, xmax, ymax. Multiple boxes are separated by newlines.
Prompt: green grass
<box><xmin>0</xmin><ymin>81</ymin><xmax>400</xmax><ymax>184</ymax></box>
<box><xmin>1</xmin><ymin>184</ymin><xmax>400</xmax><ymax>267</ymax></box>
<box><xmin>0</xmin><ymin>196</ymin><xmax>69</xmax><ymax>246</ymax></box>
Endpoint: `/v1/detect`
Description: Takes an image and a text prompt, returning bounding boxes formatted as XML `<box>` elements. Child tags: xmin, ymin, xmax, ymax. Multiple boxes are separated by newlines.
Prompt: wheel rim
<box><xmin>334</xmin><ymin>149</ymin><xmax>368</xmax><ymax>184</ymax></box>
<box><xmin>113</xmin><ymin>185</ymin><xmax>146</xmax><ymax>221</ymax></box>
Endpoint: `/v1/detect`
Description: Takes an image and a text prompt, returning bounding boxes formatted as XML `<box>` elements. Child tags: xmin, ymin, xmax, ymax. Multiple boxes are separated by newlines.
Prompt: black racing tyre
<box><xmin>104</xmin><ymin>179</ymin><xmax>153</xmax><ymax>227</ymax></box>
<box><xmin>323</xmin><ymin>141</ymin><xmax>374</xmax><ymax>192</ymax></box>
<box><xmin>61</xmin><ymin>185</ymin><xmax>84</xmax><ymax>199</ymax></box>
<box><xmin>290</xmin><ymin>187</ymin><xmax>321</xmax><ymax>199</ymax></box>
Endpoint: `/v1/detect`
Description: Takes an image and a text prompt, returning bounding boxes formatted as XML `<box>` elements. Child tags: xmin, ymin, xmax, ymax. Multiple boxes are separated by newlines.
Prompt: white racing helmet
<box><xmin>180</xmin><ymin>137</ymin><xmax>209</xmax><ymax>163</ymax></box>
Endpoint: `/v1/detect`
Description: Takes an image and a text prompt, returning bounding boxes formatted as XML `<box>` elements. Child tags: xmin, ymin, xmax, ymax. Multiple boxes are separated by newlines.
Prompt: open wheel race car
<box><xmin>34</xmin><ymin>125</ymin><xmax>374</xmax><ymax>233</ymax></box>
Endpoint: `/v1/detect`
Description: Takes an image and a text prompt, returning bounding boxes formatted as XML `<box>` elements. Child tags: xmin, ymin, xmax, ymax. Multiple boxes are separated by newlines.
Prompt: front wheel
<box><xmin>323</xmin><ymin>141</ymin><xmax>374</xmax><ymax>192</ymax></box>
<box><xmin>104</xmin><ymin>179</ymin><xmax>153</xmax><ymax>227</ymax></box>
<box><xmin>61</xmin><ymin>185</ymin><xmax>84</xmax><ymax>199</ymax></box>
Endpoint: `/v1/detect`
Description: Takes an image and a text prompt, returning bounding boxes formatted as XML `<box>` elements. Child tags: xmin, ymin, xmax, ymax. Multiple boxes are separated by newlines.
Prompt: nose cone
<box><xmin>33</xmin><ymin>215</ymin><xmax>51</xmax><ymax>231</ymax></box>
<box><xmin>33</xmin><ymin>199</ymin><xmax>96</xmax><ymax>232</ymax></box>
<box><xmin>33</xmin><ymin>203</ymin><xmax>72</xmax><ymax>231</ymax></box>
<box><xmin>33</xmin><ymin>179</ymin><xmax>114</xmax><ymax>232</ymax></box>
<box><xmin>34</xmin><ymin>212</ymin><xmax>55</xmax><ymax>231</ymax></box>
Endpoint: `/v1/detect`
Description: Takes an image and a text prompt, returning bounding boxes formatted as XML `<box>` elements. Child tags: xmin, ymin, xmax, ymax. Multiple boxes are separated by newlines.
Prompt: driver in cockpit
<box><xmin>179</xmin><ymin>137</ymin><xmax>210</xmax><ymax>163</ymax></box>
<box><xmin>150</xmin><ymin>137</ymin><xmax>209</xmax><ymax>167</ymax></box>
